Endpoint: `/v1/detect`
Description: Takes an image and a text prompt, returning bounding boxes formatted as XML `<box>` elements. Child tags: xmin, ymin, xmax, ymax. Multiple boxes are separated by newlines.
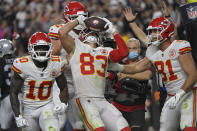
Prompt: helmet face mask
<box><xmin>79</xmin><ymin>29</ymin><xmax>102</xmax><ymax>47</ymax></box>
<box><xmin>0</xmin><ymin>39</ymin><xmax>15</xmax><ymax>58</ymax></box>
<box><xmin>28</xmin><ymin>32</ymin><xmax>52</xmax><ymax>62</ymax></box>
<box><xmin>147</xmin><ymin>17</ymin><xmax>175</xmax><ymax>47</ymax></box>
<box><xmin>147</xmin><ymin>28</ymin><xmax>163</xmax><ymax>46</ymax></box>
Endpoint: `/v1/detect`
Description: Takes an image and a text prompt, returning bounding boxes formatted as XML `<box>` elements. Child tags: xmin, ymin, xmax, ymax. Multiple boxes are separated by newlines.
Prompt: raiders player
<box><xmin>0</xmin><ymin>39</ymin><xmax>16</xmax><ymax>131</ymax></box>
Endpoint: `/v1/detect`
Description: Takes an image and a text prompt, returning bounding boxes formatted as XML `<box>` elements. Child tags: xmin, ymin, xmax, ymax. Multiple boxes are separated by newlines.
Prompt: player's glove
<box><xmin>53</xmin><ymin>103</ymin><xmax>68</xmax><ymax>115</ymax></box>
<box><xmin>15</xmin><ymin>115</ymin><xmax>29</xmax><ymax>128</ymax></box>
<box><xmin>103</xmin><ymin>18</ymin><xmax>116</xmax><ymax>34</ymax></box>
<box><xmin>166</xmin><ymin>89</ymin><xmax>186</xmax><ymax>109</ymax></box>
<box><xmin>76</xmin><ymin>15</ymin><xmax>87</xmax><ymax>27</ymax></box>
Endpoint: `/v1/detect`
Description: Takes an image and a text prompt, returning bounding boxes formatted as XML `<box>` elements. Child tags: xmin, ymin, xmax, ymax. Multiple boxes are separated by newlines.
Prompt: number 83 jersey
<box><xmin>146</xmin><ymin>40</ymin><xmax>197</xmax><ymax>94</ymax></box>
<box><xmin>70</xmin><ymin>39</ymin><xmax>114</xmax><ymax>98</ymax></box>
<box><xmin>12</xmin><ymin>55</ymin><xmax>66</xmax><ymax>108</ymax></box>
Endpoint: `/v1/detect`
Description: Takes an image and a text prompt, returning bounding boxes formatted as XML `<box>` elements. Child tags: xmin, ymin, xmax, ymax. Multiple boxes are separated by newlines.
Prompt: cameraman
<box><xmin>108</xmin><ymin>38</ymin><xmax>152</xmax><ymax>131</ymax></box>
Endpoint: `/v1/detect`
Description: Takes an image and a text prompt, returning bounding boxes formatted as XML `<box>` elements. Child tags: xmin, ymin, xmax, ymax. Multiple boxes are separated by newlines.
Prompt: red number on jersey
<box><xmin>154</xmin><ymin>59</ymin><xmax>178</xmax><ymax>82</ymax></box>
<box><xmin>26</xmin><ymin>80</ymin><xmax>52</xmax><ymax>100</ymax></box>
<box><xmin>80</xmin><ymin>53</ymin><xmax>107</xmax><ymax>77</ymax></box>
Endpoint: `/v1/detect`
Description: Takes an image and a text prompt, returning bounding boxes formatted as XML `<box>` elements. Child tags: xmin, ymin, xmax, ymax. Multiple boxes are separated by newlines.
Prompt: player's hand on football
<box><xmin>123</xmin><ymin>7</ymin><xmax>138</xmax><ymax>22</ymax></box>
<box><xmin>103</xmin><ymin>18</ymin><xmax>116</xmax><ymax>34</ymax></box>
<box><xmin>166</xmin><ymin>89</ymin><xmax>186</xmax><ymax>109</ymax></box>
<box><xmin>53</xmin><ymin>103</ymin><xmax>68</xmax><ymax>115</ymax></box>
<box><xmin>76</xmin><ymin>15</ymin><xmax>87</xmax><ymax>27</ymax></box>
<box><xmin>15</xmin><ymin>115</ymin><xmax>29</xmax><ymax>128</ymax></box>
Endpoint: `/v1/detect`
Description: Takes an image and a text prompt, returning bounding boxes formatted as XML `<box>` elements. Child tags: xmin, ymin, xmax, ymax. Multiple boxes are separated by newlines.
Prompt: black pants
<box><xmin>185</xmin><ymin>21</ymin><xmax>197</xmax><ymax>66</ymax></box>
<box><xmin>120</xmin><ymin>109</ymin><xmax>145</xmax><ymax>131</ymax></box>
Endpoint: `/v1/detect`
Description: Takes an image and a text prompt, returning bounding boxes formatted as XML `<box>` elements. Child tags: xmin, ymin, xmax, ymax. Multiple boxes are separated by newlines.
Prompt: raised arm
<box><xmin>102</xmin><ymin>18</ymin><xmax>129</xmax><ymax>62</ymax></box>
<box><xmin>58</xmin><ymin>20</ymin><xmax>77</xmax><ymax>54</ymax></box>
<box><xmin>58</xmin><ymin>15</ymin><xmax>86</xmax><ymax>54</ymax></box>
<box><xmin>123</xmin><ymin>7</ymin><xmax>149</xmax><ymax>47</ymax></box>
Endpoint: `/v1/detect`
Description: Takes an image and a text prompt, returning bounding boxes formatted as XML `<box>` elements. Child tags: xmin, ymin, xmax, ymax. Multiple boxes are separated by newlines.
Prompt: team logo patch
<box><xmin>93</xmin><ymin>20</ymin><xmax>99</xmax><ymax>25</ymax></box>
<box><xmin>169</xmin><ymin>49</ymin><xmax>176</xmax><ymax>58</ymax></box>
<box><xmin>186</xmin><ymin>6</ymin><xmax>197</xmax><ymax>20</ymax></box>
<box><xmin>50</xmin><ymin>69</ymin><xmax>58</xmax><ymax>78</ymax></box>
<box><xmin>100</xmin><ymin>49</ymin><xmax>108</xmax><ymax>55</ymax></box>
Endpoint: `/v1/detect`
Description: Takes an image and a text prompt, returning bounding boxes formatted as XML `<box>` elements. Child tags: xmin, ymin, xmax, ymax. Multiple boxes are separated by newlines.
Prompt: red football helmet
<box><xmin>147</xmin><ymin>17</ymin><xmax>175</xmax><ymax>46</ymax></box>
<box><xmin>63</xmin><ymin>1</ymin><xmax>88</xmax><ymax>30</ymax></box>
<box><xmin>28</xmin><ymin>32</ymin><xmax>52</xmax><ymax>62</ymax></box>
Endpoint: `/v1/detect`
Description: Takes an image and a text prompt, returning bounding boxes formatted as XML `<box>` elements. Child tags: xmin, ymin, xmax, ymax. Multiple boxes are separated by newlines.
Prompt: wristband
<box><xmin>165</xmin><ymin>15</ymin><xmax>171</xmax><ymax>18</ymax></box>
<box><xmin>127</xmin><ymin>19</ymin><xmax>136</xmax><ymax>23</ymax></box>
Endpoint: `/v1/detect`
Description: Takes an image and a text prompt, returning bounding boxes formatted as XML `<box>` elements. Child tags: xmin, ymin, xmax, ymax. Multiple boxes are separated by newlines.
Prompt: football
<box><xmin>84</xmin><ymin>16</ymin><xmax>108</xmax><ymax>32</ymax></box>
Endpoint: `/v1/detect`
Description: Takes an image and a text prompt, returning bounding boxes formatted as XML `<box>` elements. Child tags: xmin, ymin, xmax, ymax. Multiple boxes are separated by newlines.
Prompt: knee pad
<box><xmin>120</xmin><ymin>126</ymin><xmax>131</xmax><ymax>131</ymax></box>
<box><xmin>184</xmin><ymin>127</ymin><xmax>197</xmax><ymax>131</ymax></box>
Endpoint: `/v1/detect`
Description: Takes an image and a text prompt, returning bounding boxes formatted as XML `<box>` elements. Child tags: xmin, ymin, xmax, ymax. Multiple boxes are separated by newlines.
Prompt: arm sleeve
<box><xmin>109</xmin><ymin>34</ymin><xmax>129</xmax><ymax>62</ymax></box>
<box><xmin>178</xmin><ymin>40</ymin><xmax>192</xmax><ymax>55</ymax></box>
<box><xmin>48</xmin><ymin>24</ymin><xmax>65</xmax><ymax>39</ymax></box>
<box><xmin>11</xmin><ymin>59</ymin><xmax>25</xmax><ymax>79</ymax></box>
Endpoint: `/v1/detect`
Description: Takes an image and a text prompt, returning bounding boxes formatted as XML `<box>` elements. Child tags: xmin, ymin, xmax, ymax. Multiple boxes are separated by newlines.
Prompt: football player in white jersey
<box><xmin>48</xmin><ymin>1</ymin><xmax>89</xmax><ymax>130</ymax></box>
<box><xmin>9</xmin><ymin>32</ymin><xmax>69</xmax><ymax>131</ymax></box>
<box><xmin>59</xmin><ymin>15</ymin><xmax>131</xmax><ymax>131</ymax></box>
<box><xmin>120</xmin><ymin>16</ymin><xmax>197</xmax><ymax>131</ymax></box>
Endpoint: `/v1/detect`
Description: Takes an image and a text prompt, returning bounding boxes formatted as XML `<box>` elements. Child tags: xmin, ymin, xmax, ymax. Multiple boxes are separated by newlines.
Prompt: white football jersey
<box><xmin>48</xmin><ymin>24</ymin><xmax>79</xmax><ymax>40</ymax></box>
<box><xmin>12</xmin><ymin>55</ymin><xmax>66</xmax><ymax>108</ymax></box>
<box><xmin>69</xmin><ymin>39</ymin><xmax>115</xmax><ymax>98</ymax></box>
<box><xmin>146</xmin><ymin>40</ymin><xmax>197</xmax><ymax>94</ymax></box>
<box><xmin>48</xmin><ymin>24</ymin><xmax>82</xmax><ymax>98</ymax></box>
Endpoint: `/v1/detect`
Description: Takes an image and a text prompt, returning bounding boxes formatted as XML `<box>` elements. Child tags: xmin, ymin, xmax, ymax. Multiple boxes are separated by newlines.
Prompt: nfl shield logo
<box><xmin>93</xmin><ymin>20</ymin><xmax>99</xmax><ymax>25</ymax></box>
<box><xmin>186</xmin><ymin>6</ymin><xmax>197</xmax><ymax>19</ymax></box>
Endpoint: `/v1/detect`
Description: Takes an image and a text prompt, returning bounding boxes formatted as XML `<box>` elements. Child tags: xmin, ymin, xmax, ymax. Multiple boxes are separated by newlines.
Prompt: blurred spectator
<box><xmin>108</xmin><ymin>38</ymin><xmax>152</xmax><ymax>131</ymax></box>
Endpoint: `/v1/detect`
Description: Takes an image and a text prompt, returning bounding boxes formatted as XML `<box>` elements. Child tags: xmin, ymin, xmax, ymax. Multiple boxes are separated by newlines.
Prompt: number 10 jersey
<box><xmin>12</xmin><ymin>55</ymin><xmax>66</xmax><ymax>108</ymax></box>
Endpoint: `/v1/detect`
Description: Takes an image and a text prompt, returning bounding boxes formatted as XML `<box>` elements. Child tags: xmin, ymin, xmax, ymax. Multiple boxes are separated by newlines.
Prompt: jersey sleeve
<box><xmin>11</xmin><ymin>58</ymin><xmax>25</xmax><ymax>79</ymax></box>
<box><xmin>48</xmin><ymin>24</ymin><xmax>65</xmax><ymax>39</ymax></box>
<box><xmin>145</xmin><ymin>45</ymin><xmax>158</xmax><ymax>60</ymax></box>
<box><xmin>177</xmin><ymin>40</ymin><xmax>192</xmax><ymax>55</ymax></box>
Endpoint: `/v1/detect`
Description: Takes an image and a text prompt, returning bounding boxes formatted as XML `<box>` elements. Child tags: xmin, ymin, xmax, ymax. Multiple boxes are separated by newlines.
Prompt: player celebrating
<box><xmin>48</xmin><ymin>1</ymin><xmax>90</xmax><ymax>130</ymax></box>
<box><xmin>0</xmin><ymin>39</ymin><xmax>16</xmax><ymax>131</ymax></box>
<box><xmin>59</xmin><ymin>15</ymin><xmax>130</xmax><ymax>131</ymax></box>
<box><xmin>121</xmin><ymin>16</ymin><xmax>197</xmax><ymax>131</ymax></box>
<box><xmin>10</xmin><ymin>32</ymin><xmax>69</xmax><ymax>131</ymax></box>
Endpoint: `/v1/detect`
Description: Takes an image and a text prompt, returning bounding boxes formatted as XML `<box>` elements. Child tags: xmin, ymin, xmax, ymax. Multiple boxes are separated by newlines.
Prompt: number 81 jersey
<box><xmin>12</xmin><ymin>55</ymin><xmax>66</xmax><ymax>108</ymax></box>
<box><xmin>146</xmin><ymin>40</ymin><xmax>197</xmax><ymax>94</ymax></box>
